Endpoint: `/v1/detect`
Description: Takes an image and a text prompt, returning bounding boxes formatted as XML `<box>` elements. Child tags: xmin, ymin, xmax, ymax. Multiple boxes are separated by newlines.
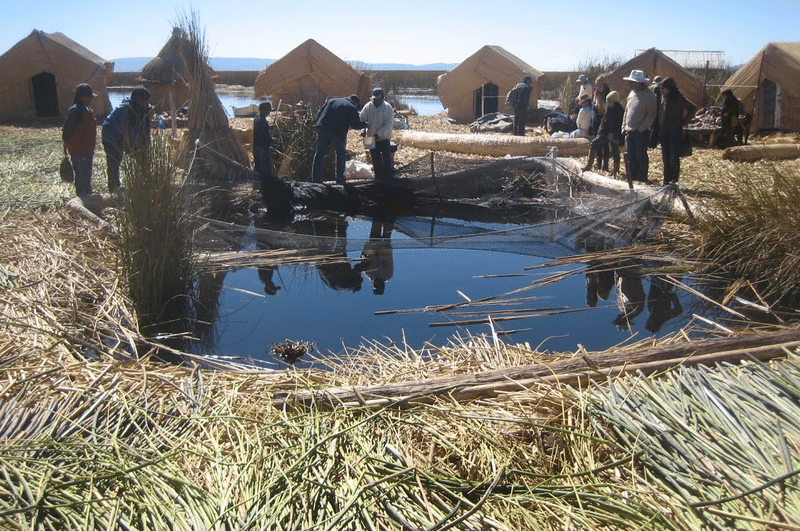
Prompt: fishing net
<box><xmin>195</xmin><ymin>151</ymin><xmax>677</xmax><ymax>264</ymax></box>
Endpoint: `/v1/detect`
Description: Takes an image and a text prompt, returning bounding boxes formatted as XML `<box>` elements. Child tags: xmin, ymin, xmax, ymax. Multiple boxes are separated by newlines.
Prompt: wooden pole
<box><xmin>271</xmin><ymin>328</ymin><xmax>800</xmax><ymax>410</ymax></box>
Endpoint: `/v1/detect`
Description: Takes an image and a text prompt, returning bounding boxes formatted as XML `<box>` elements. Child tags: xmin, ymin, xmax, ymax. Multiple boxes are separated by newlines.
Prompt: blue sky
<box><xmin>3</xmin><ymin>0</ymin><xmax>798</xmax><ymax>70</ymax></box>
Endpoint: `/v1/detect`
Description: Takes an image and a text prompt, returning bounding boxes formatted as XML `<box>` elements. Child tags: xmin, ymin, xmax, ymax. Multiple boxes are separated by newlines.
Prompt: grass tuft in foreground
<box><xmin>117</xmin><ymin>131</ymin><xmax>194</xmax><ymax>329</ymax></box>
<box><xmin>692</xmin><ymin>162</ymin><xmax>800</xmax><ymax>307</ymax></box>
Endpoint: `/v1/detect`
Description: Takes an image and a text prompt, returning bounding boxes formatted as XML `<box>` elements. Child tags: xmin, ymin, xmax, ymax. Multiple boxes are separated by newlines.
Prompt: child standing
<box><xmin>62</xmin><ymin>83</ymin><xmax>97</xmax><ymax>196</ymax></box>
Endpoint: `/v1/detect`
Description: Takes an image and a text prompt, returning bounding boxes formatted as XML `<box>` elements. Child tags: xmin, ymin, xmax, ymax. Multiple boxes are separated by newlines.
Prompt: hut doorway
<box><xmin>473</xmin><ymin>83</ymin><xmax>499</xmax><ymax>119</ymax></box>
<box><xmin>758</xmin><ymin>78</ymin><xmax>781</xmax><ymax>130</ymax></box>
<box><xmin>31</xmin><ymin>72</ymin><xmax>59</xmax><ymax>118</ymax></box>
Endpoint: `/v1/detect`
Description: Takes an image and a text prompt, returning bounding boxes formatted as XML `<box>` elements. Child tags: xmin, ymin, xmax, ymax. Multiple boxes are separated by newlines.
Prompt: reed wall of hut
<box><xmin>436</xmin><ymin>45</ymin><xmax>544</xmax><ymax>124</ymax></box>
<box><xmin>253</xmin><ymin>39</ymin><xmax>371</xmax><ymax>109</ymax></box>
<box><xmin>722</xmin><ymin>42</ymin><xmax>800</xmax><ymax>133</ymax></box>
<box><xmin>0</xmin><ymin>30</ymin><xmax>112</xmax><ymax>122</ymax></box>
<box><xmin>606</xmin><ymin>48</ymin><xmax>705</xmax><ymax>109</ymax></box>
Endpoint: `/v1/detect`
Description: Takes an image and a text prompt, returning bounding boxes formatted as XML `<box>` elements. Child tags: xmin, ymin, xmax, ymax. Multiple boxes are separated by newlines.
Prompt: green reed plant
<box><xmin>117</xmin><ymin>131</ymin><xmax>194</xmax><ymax>329</ymax></box>
<box><xmin>693</xmin><ymin>162</ymin><xmax>800</xmax><ymax>307</ymax></box>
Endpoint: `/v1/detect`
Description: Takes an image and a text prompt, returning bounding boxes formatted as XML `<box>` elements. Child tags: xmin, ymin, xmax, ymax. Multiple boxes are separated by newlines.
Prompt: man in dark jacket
<box><xmin>253</xmin><ymin>101</ymin><xmax>274</xmax><ymax>188</ymax></box>
<box><xmin>101</xmin><ymin>87</ymin><xmax>151</xmax><ymax>192</ymax></box>
<box><xmin>511</xmin><ymin>75</ymin><xmax>533</xmax><ymax>136</ymax></box>
<box><xmin>311</xmin><ymin>95</ymin><xmax>368</xmax><ymax>183</ymax></box>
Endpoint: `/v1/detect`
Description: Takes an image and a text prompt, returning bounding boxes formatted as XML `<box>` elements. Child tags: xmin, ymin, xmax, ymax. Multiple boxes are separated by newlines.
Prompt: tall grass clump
<box><xmin>693</xmin><ymin>162</ymin><xmax>800</xmax><ymax>307</ymax></box>
<box><xmin>118</xmin><ymin>132</ymin><xmax>194</xmax><ymax>329</ymax></box>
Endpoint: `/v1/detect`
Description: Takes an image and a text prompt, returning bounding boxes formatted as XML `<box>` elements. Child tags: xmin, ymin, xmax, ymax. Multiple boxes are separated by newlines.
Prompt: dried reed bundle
<box><xmin>174</xmin><ymin>12</ymin><xmax>250</xmax><ymax>179</ymax></box>
<box><xmin>395</xmin><ymin>130</ymin><xmax>590</xmax><ymax>157</ymax></box>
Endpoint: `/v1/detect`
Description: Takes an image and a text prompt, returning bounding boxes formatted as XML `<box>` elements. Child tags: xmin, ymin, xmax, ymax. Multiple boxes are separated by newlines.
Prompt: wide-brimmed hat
<box><xmin>371</xmin><ymin>88</ymin><xmax>384</xmax><ymax>99</ymax></box>
<box><xmin>576</xmin><ymin>74</ymin><xmax>588</xmax><ymax>83</ymax></box>
<box><xmin>623</xmin><ymin>69</ymin><xmax>649</xmax><ymax>84</ymax></box>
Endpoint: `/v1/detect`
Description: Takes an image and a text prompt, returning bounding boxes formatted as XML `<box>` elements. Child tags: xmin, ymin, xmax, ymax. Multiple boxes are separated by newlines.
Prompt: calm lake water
<box><xmin>109</xmin><ymin>89</ymin><xmax>446</xmax><ymax>117</ymax></box>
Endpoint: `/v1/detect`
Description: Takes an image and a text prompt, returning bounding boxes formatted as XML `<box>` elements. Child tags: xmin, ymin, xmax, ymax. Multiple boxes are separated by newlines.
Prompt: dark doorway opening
<box><xmin>758</xmin><ymin>78</ymin><xmax>779</xmax><ymax>131</ymax></box>
<box><xmin>32</xmin><ymin>72</ymin><xmax>59</xmax><ymax>118</ymax></box>
<box><xmin>473</xmin><ymin>83</ymin><xmax>499</xmax><ymax>119</ymax></box>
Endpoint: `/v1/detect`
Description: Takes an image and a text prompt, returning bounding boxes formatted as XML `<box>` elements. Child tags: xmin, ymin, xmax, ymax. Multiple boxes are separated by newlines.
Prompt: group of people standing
<box><xmin>578</xmin><ymin>69</ymin><xmax>696</xmax><ymax>185</ymax></box>
<box><xmin>252</xmin><ymin>88</ymin><xmax>395</xmax><ymax>187</ymax></box>
<box><xmin>62</xmin><ymin>84</ymin><xmax>152</xmax><ymax>197</ymax></box>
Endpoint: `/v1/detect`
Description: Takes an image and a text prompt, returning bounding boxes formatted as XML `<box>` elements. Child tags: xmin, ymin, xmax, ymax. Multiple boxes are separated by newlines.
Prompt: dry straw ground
<box><xmin>2</xmin><ymin>117</ymin><xmax>800</xmax><ymax>530</ymax></box>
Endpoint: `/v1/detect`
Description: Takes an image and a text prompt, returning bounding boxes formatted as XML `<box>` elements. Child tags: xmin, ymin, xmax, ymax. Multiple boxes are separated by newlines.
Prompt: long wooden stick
<box><xmin>272</xmin><ymin>328</ymin><xmax>800</xmax><ymax>409</ymax></box>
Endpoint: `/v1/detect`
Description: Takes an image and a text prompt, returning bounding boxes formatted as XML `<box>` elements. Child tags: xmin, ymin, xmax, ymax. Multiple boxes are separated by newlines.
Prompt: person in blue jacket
<box><xmin>101</xmin><ymin>87</ymin><xmax>152</xmax><ymax>192</ymax></box>
<box><xmin>311</xmin><ymin>95</ymin><xmax>367</xmax><ymax>184</ymax></box>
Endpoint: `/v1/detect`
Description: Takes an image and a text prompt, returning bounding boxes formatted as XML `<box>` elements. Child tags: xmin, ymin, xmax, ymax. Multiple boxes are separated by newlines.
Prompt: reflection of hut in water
<box><xmin>253</xmin><ymin>39</ymin><xmax>371</xmax><ymax>109</ymax></box>
<box><xmin>606</xmin><ymin>48</ymin><xmax>704</xmax><ymax>107</ymax></box>
<box><xmin>139</xmin><ymin>27</ymin><xmax>216</xmax><ymax>114</ymax></box>
<box><xmin>437</xmin><ymin>45</ymin><xmax>544</xmax><ymax>123</ymax></box>
<box><xmin>0</xmin><ymin>30</ymin><xmax>113</xmax><ymax>121</ymax></box>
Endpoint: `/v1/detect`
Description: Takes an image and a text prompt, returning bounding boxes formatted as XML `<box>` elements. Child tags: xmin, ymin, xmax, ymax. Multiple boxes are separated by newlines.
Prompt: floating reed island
<box><xmin>2</xmin><ymin>14</ymin><xmax>800</xmax><ymax>528</ymax></box>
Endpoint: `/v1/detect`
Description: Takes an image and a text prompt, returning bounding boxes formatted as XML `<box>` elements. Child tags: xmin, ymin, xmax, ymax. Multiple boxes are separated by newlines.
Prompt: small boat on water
<box><xmin>231</xmin><ymin>103</ymin><xmax>259</xmax><ymax>117</ymax></box>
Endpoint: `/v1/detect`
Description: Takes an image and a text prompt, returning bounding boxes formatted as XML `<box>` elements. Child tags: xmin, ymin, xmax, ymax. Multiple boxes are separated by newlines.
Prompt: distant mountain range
<box><xmin>112</xmin><ymin>57</ymin><xmax>457</xmax><ymax>73</ymax></box>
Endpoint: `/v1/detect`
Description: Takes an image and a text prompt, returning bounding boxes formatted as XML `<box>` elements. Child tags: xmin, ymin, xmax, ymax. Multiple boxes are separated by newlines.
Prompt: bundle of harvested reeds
<box><xmin>723</xmin><ymin>143</ymin><xmax>800</xmax><ymax>162</ymax></box>
<box><xmin>175</xmin><ymin>11</ymin><xmax>250</xmax><ymax>179</ymax></box>
<box><xmin>395</xmin><ymin>130</ymin><xmax>590</xmax><ymax>157</ymax></box>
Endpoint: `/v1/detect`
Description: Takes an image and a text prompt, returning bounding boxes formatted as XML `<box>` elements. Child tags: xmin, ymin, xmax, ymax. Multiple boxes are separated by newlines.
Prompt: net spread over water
<box><xmin>196</xmin><ymin>152</ymin><xmax>677</xmax><ymax>263</ymax></box>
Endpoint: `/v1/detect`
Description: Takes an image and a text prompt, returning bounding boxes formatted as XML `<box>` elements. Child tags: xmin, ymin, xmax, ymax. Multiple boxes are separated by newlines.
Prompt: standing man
<box><xmin>511</xmin><ymin>75</ymin><xmax>533</xmax><ymax>136</ymax></box>
<box><xmin>253</xmin><ymin>101</ymin><xmax>274</xmax><ymax>188</ymax></box>
<box><xmin>311</xmin><ymin>95</ymin><xmax>367</xmax><ymax>184</ymax></box>
<box><xmin>359</xmin><ymin>88</ymin><xmax>394</xmax><ymax>180</ymax></box>
<box><xmin>621</xmin><ymin>70</ymin><xmax>657</xmax><ymax>183</ymax></box>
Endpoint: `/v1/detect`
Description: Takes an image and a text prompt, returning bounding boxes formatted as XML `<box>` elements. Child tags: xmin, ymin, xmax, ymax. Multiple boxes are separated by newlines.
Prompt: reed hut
<box><xmin>253</xmin><ymin>39</ymin><xmax>371</xmax><ymax>109</ymax></box>
<box><xmin>0</xmin><ymin>30</ymin><xmax>112</xmax><ymax>122</ymax></box>
<box><xmin>138</xmin><ymin>27</ymin><xmax>214</xmax><ymax>114</ymax></box>
<box><xmin>721</xmin><ymin>42</ymin><xmax>800</xmax><ymax>133</ymax></box>
<box><xmin>606</xmin><ymin>48</ymin><xmax>704</xmax><ymax>108</ymax></box>
<box><xmin>436</xmin><ymin>45</ymin><xmax>544</xmax><ymax>124</ymax></box>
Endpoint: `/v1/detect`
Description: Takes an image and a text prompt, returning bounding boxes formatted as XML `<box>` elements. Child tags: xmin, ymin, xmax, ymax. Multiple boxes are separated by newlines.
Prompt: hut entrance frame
<box><xmin>473</xmin><ymin>82</ymin><xmax>499</xmax><ymax>119</ymax></box>
<box><xmin>758</xmin><ymin>78</ymin><xmax>781</xmax><ymax>130</ymax></box>
<box><xmin>31</xmin><ymin>72</ymin><xmax>59</xmax><ymax>118</ymax></box>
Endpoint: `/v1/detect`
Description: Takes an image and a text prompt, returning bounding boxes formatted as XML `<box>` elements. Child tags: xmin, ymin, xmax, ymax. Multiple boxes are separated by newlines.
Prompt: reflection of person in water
<box><xmin>585</xmin><ymin>262</ymin><xmax>615</xmax><ymax>307</ymax></box>
<box><xmin>314</xmin><ymin>216</ymin><xmax>363</xmax><ymax>292</ymax></box>
<box><xmin>258</xmin><ymin>265</ymin><xmax>281</xmax><ymax>296</ymax></box>
<box><xmin>612</xmin><ymin>265</ymin><xmax>646</xmax><ymax>329</ymax></box>
<box><xmin>646</xmin><ymin>275</ymin><xmax>683</xmax><ymax>333</ymax></box>
<box><xmin>358</xmin><ymin>219</ymin><xmax>394</xmax><ymax>295</ymax></box>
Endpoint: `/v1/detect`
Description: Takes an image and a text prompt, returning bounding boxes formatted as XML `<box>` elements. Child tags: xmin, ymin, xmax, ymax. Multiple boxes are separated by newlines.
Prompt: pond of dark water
<box><xmin>182</xmin><ymin>209</ymin><xmax>717</xmax><ymax>369</ymax></box>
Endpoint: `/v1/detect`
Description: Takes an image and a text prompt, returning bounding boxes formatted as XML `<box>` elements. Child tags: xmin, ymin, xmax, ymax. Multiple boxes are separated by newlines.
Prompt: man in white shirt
<box><xmin>360</xmin><ymin>88</ymin><xmax>395</xmax><ymax>181</ymax></box>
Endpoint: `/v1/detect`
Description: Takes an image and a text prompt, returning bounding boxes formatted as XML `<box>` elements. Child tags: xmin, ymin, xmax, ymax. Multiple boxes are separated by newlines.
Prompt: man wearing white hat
<box><xmin>622</xmin><ymin>69</ymin><xmax>657</xmax><ymax>183</ymax></box>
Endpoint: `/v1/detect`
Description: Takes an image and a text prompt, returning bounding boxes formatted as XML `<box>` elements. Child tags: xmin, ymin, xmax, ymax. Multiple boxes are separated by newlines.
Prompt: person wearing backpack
<box><xmin>62</xmin><ymin>83</ymin><xmax>98</xmax><ymax>197</ymax></box>
<box><xmin>508</xmin><ymin>75</ymin><xmax>532</xmax><ymax>136</ymax></box>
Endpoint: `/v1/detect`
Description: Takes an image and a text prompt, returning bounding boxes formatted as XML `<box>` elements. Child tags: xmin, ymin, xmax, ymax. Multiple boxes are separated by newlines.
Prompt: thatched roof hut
<box><xmin>253</xmin><ymin>39</ymin><xmax>371</xmax><ymax>108</ymax></box>
<box><xmin>606</xmin><ymin>48</ymin><xmax>704</xmax><ymax>108</ymax></box>
<box><xmin>437</xmin><ymin>45</ymin><xmax>544</xmax><ymax>124</ymax></box>
<box><xmin>0</xmin><ymin>30</ymin><xmax>112</xmax><ymax>122</ymax></box>
<box><xmin>721</xmin><ymin>42</ymin><xmax>800</xmax><ymax>132</ymax></box>
<box><xmin>138</xmin><ymin>27</ymin><xmax>216</xmax><ymax>113</ymax></box>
